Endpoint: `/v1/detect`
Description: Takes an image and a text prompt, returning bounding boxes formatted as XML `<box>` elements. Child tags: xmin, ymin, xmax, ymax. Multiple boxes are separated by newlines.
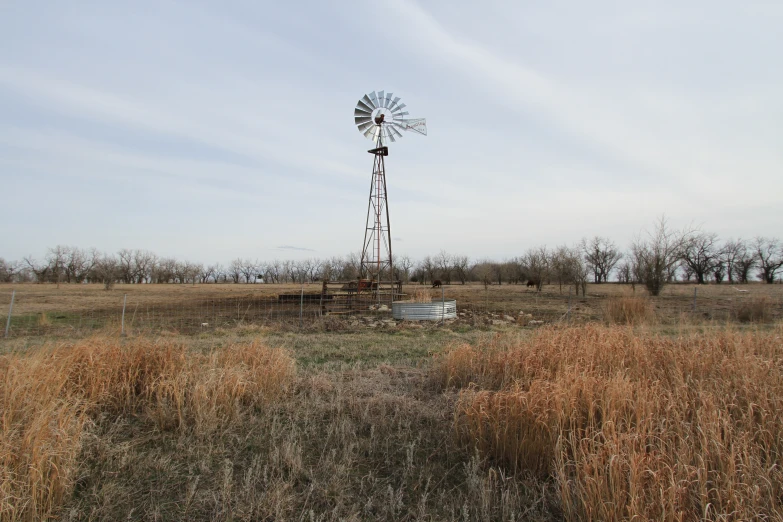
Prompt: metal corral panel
<box><xmin>392</xmin><ymin>300</ymin><xmax>457</xmax><ymax>321</ymax></box>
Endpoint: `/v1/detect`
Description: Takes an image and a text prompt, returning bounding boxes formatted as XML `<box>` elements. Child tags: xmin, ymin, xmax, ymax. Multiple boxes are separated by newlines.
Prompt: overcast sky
<box><xmin>1</xmin><ymin>1</ymin><xmax>781</xmax><ymax>264</ymax></box>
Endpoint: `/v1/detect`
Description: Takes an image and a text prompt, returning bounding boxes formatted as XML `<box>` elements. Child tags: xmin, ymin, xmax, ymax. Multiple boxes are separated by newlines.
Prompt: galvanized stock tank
<box><xmin>392</xmin><ymin>299</ymin><xmax>457</xmax><ymax>321</ymax></box>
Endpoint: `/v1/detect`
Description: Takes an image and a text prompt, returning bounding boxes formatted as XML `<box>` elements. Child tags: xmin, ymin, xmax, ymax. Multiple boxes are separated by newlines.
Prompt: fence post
<box><xmin>4</xmin><ymin>290</ymin><xmax>14</xmax><ymax>338</ymax></box>
<box><xmin>441</xmin><ymin>284</ymin><xmax>445</xmax><ymax>325</ymax></box>
<box><xmin>121</xmin><ymin>293</ymin><xmax>127</xmax><ymax>336</ymax></box>
<box><xmin>299</xmin><ymin>284</ymin><xmax>304</xmax><ymax>329</ymax></box>
<box><xmin>692</xmin><ymin>287</ymin><xmax>697</xmax><ymax>313</ymax></box>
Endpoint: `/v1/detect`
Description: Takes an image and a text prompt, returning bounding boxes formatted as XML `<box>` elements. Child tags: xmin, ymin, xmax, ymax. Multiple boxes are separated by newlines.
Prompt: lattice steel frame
<box><xmin>359</xmin><ymin>136</ymin><xmax>393</xmax><ymax>288</ymax></box>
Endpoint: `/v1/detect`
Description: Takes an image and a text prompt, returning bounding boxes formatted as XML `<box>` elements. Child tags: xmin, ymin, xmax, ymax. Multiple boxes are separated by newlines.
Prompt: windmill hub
<box><xmin>372</xmin><ymin>108</ymin><xmax>392</xmax><ymax>125</ymax></box>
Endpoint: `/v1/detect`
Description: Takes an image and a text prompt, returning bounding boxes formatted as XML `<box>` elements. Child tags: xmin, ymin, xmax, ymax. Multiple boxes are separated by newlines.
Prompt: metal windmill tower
<box><xmin>353</xmin><ymin>90</ymin><xmax>426</xmax><ymax>297</ymax></box>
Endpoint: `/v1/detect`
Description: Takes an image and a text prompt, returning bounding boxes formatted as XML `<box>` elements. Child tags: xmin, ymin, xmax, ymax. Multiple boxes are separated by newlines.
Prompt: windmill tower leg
<box><xmin>360</xmin><ymin>137</ymin><xmax>394</xmax><ymax>304</ymax></box>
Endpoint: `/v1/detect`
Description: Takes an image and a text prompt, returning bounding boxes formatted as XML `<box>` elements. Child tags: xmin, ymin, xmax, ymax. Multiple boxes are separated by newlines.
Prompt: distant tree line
<box><xmin>2</xmin><ymin>218</ymin><xmax>782</xmax><ymax>296</ymax></box>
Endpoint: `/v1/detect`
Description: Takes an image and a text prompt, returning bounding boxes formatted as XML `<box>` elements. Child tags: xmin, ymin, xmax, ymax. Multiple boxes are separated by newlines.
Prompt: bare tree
<box><xmin>615</xmin><ymin>260</ymin><xmax>633</xmax><ymax>285</ymax></box>
<box><xmin>45</xmin><ymin>245</ymin><xmax>69</xmax><ymax>285</ymax></box>
<box><xmin>264</xmin><ymin>260</ymin><xmax>281</xmax><ymax>283</ymax></box>
<box><xmin>307</xmin><ymin>258</ymin><xmax>323</xmax><ymax>282</ymax></box>
<box><xmin>505</xmin><ymin>257</ymin><xmax>527</xmax><ymax>285</ymax></box>
<box><xmin>490</xmin><ymin>262</ymin><xmax>505</xmax><ymax>286</ymax></box>
<box><xmin>550</xmin><ymin>246</ymin><xmax>572</xmax><ymax>293</ymax></box>
<box><xmin>419</xmin><ymin>256</ymin><xmax>436</xmax><ymax>285</ymax></box>
<box><xmin>680</xmin><ymin>232</ymin><xmax>720</xmax><ymax>284</ymax></box>
<box><xmin>712</xmin><ymin>260</ymin><xmax>726</xmax><ymax>284</ymax></box>
<box><xmin>580</xmin><ymin>236</ymin><xmax>622</xmax><ymax>283</ymax></box>
<box><xmin>0</xmin><ymin>258</ymin><xmax>19</xmax><ymax>282</ymax></box>
<box><xmin>342</xmin><ymin>252</ymin><xmax>361</xmax><ymax>281</ymax></box>
<box><xmin>213</xmin><ymin>263</ymin><xmax>226</xmax><ymax>283</ymax></box>
<box><xmin>436</xmin><ymin>250</ymin><xmax>453</xmax><ymax>284</ymax></box>
<box><xmin>228</xmin><ymin>258</ymin><xmax>243</xmax><ymax>284</ymax></box>
<box><xmin>320</xmin><ymin>258</ymin><xmax>336</xmax><ymax>282</ymax></box>
<box><xmin>23</xmin><ymin>256</ymin><xmax>47</xmax><ymax>283</ymax></box>
<box><xmin>132</xmin><ymin>250</ymin><xmax>157</xmax><ymax>284</ymax></box>
<box><xmin>722</xmin><ymin>239</ymin><xmax>743</xmax><ymax>284</ymax></box>
<box><xmin>630</xmin><ymin>216</ymin><xmax>691</xmax><ymax>296</ymax></box>
<box><xmin>239</xmin><ymin>259</ymin><xmax>258</xmax><ymax>283</ymax></box>
<box><xmin>452</xmin><ymin>255</ymin><xmax>470</xmax><ymax>284</ymax></box>
<box><xmin>521</xmin><ymin>246</ymin><xmax>549</xmax><ymax>291</ymax></box>
<box><xmin>200</xmin><ymin>264</ymin><xmax>217</xmax><ymax>283</ymax></box>
<box><xmin>92</xmin><ymin>254</ymin><xmax>119</xmax><ymax>290</ymax></box>
<box><xmin>754</xmin><ymin>237</ymin><xmax>783</xmax><ymax>284</ymax></box>
<box><xmin>566</xmin><ymin>247</ymin><xmax>589</xmax><ymax>296</ymax></box>
<box><xmin>392</xmin><ymin>254</ymin><xmax>412</xmax><ymax>283</ymax></box>
<box><xmin>729</xmin><ymin>241</ymin><xmax>755</xmax><ymax>283</ymax></box>
<box><xmin>117</xmin><ymin>249</ymin><xmax>135</xmax><ymax>284</ymax></box>
<box><xmin>152</xmin><ymin>258</ymin><xmax>177</xmax><ymax>283</ymax></box>
<box><xmin>470</xmin><ymin>260</ymin><xmax>494</xmax><ymax>289</ymax></box>
<box><xmin>55</xmin><ymin>246</ymin><xmax>97</xmax><ymax>283</ymax></box>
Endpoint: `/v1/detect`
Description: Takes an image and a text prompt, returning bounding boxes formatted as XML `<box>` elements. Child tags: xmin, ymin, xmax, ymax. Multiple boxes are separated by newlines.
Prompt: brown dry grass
<box><xmin>410</xmin><ymin>288</ymin><xmax>433</xmax><ymax>303</ymax></box>
<box><xmin>735</xmin><ymin>296</ymin><xmax>774</xmax><ymax>323</ymax></box>
<box><xmin>603</xmin><ymin>295</ymin><xmax>654</xmax><ymax>324</ymax></box>
<box><xmin>436</xmin><ymin>324</ymin><xmax>783</xmax><ymax>521</ymax></box>
<box><xmin>0</xmin><ymin>338</ymin><xmax>295</xmax><ymax>521</ymax></box>
<box><xmin>2</xmin><ymin>282</ymin><xmax>781</xmax><ymax>335</ymax></box>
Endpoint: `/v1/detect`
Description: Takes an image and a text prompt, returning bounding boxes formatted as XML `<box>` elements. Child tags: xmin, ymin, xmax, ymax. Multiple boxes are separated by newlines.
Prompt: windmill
<box><xmin>353</xmin><ymin>90</ymin><xmax>426</xmax><ymax>301</ymax></box>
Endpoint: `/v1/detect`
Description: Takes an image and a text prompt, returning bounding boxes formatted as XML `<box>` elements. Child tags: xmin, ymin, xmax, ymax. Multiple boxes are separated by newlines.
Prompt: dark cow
<box><xmin>431</xmin><ymin>279</ymin><xmax>442</xmax><ymax>288</ymax></box>
<box><xmin>526</xmin><ymin>280</ymin><xmax>539</xmax><ymax>288</ymax></box>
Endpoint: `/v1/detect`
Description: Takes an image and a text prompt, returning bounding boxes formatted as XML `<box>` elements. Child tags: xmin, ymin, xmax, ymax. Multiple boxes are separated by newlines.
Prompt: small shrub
<box><xmin>410</xmin><ymin>288</ymin><xmax>432</xmax><ymax>303</ymax></box>
<box><xmin>735</xmin><ymin>296</ymin><xmax>773</xmax><ymax>323</ymax></box>
<box><xmin>603</xmin><ymin>295</ymin><xmax>653</xmax><ymax>325</ymax></box>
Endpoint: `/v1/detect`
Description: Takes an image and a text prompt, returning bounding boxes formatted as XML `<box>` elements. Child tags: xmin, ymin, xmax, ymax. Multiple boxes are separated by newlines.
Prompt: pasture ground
<box><xmin>2</xmin><ymin>282</ymin><xmax>782</xmax><ymax>521</ymax></box>
<box><xmin>2</xmin><ymin>281</ymin><xmax>781</xmax><ymax>336</ymax></box>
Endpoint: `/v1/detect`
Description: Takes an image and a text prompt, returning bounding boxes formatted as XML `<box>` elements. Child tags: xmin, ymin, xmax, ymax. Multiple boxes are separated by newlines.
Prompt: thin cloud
<box><xmin>276</xmin><ymin>245</ymin><xmax>316</xmax><ymax>252</ymax></box>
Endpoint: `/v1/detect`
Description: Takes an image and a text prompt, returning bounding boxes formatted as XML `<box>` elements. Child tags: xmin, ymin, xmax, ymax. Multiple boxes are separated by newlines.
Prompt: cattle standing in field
<box><xmin>431</xmin><ymin>279</ymin><xmax>442</xmax><ymax>288</ymax></box>
<box><xmin>526</xmin><ymin>280</ymin><xmax>539</xmax><ymax>288</ymax></box>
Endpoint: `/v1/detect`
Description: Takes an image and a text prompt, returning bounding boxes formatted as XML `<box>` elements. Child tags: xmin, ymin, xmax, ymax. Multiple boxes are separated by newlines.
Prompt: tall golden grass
<box><xmin>437</xmin><ymin>325</ymin><xmax>783</xmax><ymax>521</ymax></box>
<box><xmin>410</xmin><ymin>288</ymin><xmax>433</xmax><ymax>303</ymax></box>
<box><xmin>0</xmin><ymin>338</ymin><xmax>295</xmax><ymax>522</ymax></box>
<box><xmin>603</xmin><ymin>295</ymin><xmax>654</xmax><ymax>324</ymax></box>
<box><xmin>735</xmin><ymin>296</ymin><xmax>774</xmax><ymax>323</ymax></box>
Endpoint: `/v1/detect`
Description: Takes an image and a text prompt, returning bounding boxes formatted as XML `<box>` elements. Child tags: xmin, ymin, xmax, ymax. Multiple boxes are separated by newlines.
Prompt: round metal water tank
<box><xmin>392</xmin><ymin>299</ymin><xmax>457</xmax><ymax>321</ymax></box>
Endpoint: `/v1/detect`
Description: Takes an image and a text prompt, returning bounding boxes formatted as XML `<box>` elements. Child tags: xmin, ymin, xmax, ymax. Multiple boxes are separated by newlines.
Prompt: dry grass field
<box><xmin>1</xmin><ymin>281</ymin><xmax>781</xmax><ymax>335</ymax></box>
<box><xmin>2</xmin><ymin>283</ymin><xmax>783</xmax><ymax>520</ymax></box>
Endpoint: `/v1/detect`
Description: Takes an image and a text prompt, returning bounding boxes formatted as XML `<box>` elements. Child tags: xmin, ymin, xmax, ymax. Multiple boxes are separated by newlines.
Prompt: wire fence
<box><xmin>1</xmin><ymin>285</ymin><xmax>782</xmax><ymax>339</ymax></box>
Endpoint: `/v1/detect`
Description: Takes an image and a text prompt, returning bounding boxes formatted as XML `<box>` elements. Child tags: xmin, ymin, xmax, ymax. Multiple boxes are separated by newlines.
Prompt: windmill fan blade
<box><xmin>362</xmin><ymin>94</ymin><xmax>376</xmax><ymax>110</ymax></box>
<box><xmin>363</xmin><ymin>126</ymin><xmax>376</xmax><ymax>139</ymax></box>
<box><xmin>354</xmin><ymin>108</ymin><xmax>371</xmax><ymax>118</ymax></box>
<box><xmin>384</xmin><ymin>92</ymin><xmax>392</xmax><ymax>108</ymax></box>
<box><xmin>392</xmin><ymin>103</ymin><xmax>406</xmax><ymax>113</ymax></box>
<box><xmin>357</xmin><ymin>120</ymin><xmax>374</xmax><ymax>133</ymax></box>
<box><xmin>355</xmin><ymin>116</ymin><xmax>372</xmax><ymax>126</ymax></box>
<box><xmin>377</xmin><ymin>91</ymin><xmax>385</xmax><ymax>108</ymax></box>
<box><xmin>388</xmin><ymin>96</ymin><xmax>401</xmax><ymax>111</ymax></box>
<box><xmin>356</xmin><ymin>101</ymin><xmax>373</xmax><ymax>113</ymax></box>
<box><xmin>390</xmin><ymin>126</ymin><xmax>403</xmax><ymax>139</ymax></box>
<box><xmin>369</xmin><ymin>91</ymin><xmax>379</xmax><ymax>108</ymax></box>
